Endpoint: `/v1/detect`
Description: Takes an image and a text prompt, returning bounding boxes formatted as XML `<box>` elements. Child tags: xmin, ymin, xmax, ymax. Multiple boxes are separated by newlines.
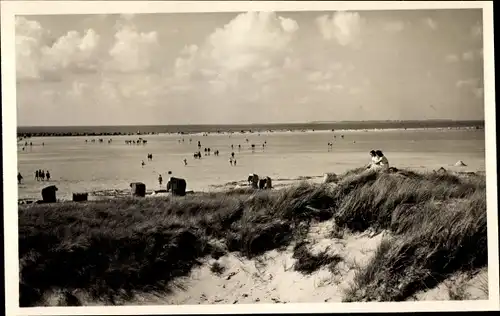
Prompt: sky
<box><xmin>15</xmin><ymin>9</ymin><xmax>484</xmax><ymax>126</ymax></box>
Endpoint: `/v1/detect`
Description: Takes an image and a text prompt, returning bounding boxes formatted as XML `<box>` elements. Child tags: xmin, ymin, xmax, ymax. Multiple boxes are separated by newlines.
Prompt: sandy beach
<box><xmin>17</xmin><ymin>128</ymin><xmax>485</xmax><ymax>202</ymax></box>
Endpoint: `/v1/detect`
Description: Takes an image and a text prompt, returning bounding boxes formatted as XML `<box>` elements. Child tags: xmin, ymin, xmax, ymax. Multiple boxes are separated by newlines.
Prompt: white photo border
<box><xmin>2</xmin><ymin>1</ymin><xmax>498</xmax><ymax>315</ymax></box>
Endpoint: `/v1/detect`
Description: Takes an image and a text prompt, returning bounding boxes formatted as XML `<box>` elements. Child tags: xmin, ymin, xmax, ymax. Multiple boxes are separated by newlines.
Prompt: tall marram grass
<box><xmin>18</xmin><ymin>168</ymin><xmax>487</xmax><ymax>306</ymax></box>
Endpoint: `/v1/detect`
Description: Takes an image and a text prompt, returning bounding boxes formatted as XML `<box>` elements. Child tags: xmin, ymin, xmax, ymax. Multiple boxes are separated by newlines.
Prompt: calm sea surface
<box><xmin>17</xmin><ymin>129</ymin><xmax>485</xmax><ymax>201</ymax></box>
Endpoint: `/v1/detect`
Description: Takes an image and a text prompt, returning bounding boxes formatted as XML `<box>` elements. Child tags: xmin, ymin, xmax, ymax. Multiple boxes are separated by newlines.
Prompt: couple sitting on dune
<box><xmin>366</xmin><ymin>150</ymin><xmax>390</xmax><ymax>172</ymax></box>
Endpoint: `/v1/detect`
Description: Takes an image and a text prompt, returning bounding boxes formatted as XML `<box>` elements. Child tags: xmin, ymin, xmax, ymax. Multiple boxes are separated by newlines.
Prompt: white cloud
<box><xmin>107</xmin><ymin>25</ymin><xmax>159</xmax><ymax>73</ymax></box>
<box><xmin>348</xmin><ymin>87</ymin><xmax>362</xmax><ymax>95</ymax></box>
<box><xmin>473</xmin><ymin>87</ymin><xmax>484</xmax><ymax>99</ymax></box>
<box><xmin>462</xmin><ymin>51</ymin><xmax>475</xmax><ymax>62</ymax></box>
<box><xmin>174</xmin><ymin>11</ymin><xmax>299</xmax><ymax>90</ymax></box>
<box><xmin>423</xmin><ymin>17</ymin><xmax>437</xmax><ymax>30</ymax></box>
<box><xmin>314</xmin><ymin>83</ymin><xmax>333</xmax><ymax>92</ymax></box>
<box><xmin>16</xmin><ymin>17</ymin><xmax>101</xmax><ymax>80</ymax></box>
<box><xmin>43</xmin><ymin>29</ymin><xmax>101</xmax><ymax>72</ymax></box>
<box><xmin>316</xmin><ymin>11</ymin><xmax>364</xmax><ymax>47</ymax></box>
<box><xmin>445</xmin><ymin>54</ymin><xmax>459</xmax><ymax>63</ymax></box>
<box><xmin>307</xmin><ymin>70</ymin><xmax>333</xmax><ymax>83</ymax></box>
<box><xmin>16</xmin><ymin>16</ymin><xmax>162</xmax><ymax>81</ymax></box>
<box><xmin>383</xmin><ymin>20</ymin><xmax>405</xmax><ymax>32</ymax></box>
<box><xmin>15</xmin><ymin>17</ymin><xmax>50</xmax><ymax>80</ymax></box>
<box><xmin>456</xmin><ymin>78</ymin><xmax>480</xmax><ymax>88</ymax></box>
<box><xmin>471</xmin><ymin>21</ymin><xmax>482</xmax><ymax>39</ymax></box>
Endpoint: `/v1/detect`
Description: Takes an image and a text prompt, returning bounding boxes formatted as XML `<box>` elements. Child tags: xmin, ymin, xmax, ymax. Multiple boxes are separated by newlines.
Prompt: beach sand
<box><xmin>39</xmin><ymin>217</ymin><xmax>488</xmax><ymax>306</ymax></box>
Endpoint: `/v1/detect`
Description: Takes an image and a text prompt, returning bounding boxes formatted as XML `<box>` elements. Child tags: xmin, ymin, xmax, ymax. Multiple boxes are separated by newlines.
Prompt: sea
<box><xmin>16</xmin><ymin>124</ymin><xmax>486</xmax><ymax>201</ymax></box>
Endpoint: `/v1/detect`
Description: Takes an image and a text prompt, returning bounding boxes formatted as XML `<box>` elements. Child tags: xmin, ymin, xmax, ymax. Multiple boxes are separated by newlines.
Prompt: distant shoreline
<box><xmin>17</xmin><ymin>120</ymin><xmax>484</xmax><ymax>138</ymax></box>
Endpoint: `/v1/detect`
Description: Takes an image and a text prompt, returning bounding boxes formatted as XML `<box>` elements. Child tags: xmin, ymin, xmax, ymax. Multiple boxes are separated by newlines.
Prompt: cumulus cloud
<box><xmin>16</xmin><ymin>16</ymin><xmax>101</xmax><ymax>80</ymax></box>
<box><xmin>16</xmin><ymin>15</ymin><xmax>161</xmax><ymax>81</ymax></box>
<box><xmin>43</xmin><ymin>29</ymin><xmax>101</xmax><ymax>73</ymax></box>
<box><xmin>16</xmin><ymin>17</ymin><xmax>51</xmax><ymax>80</ymax></box>
<box><xmin>174</xmin><ymin>11</ymin><xmax>299</xmax><ymax>89</ymax></box>
<box><xmin>423</xmin><ymin>17</ymin><xmax>437</xmax><ymax>30</ymax></box>
<box><xmin>383</xmin><ymin>20</ymin><xmax>405</xmax><ymax>32</ymax></box>
<box><xmin>316</xmin><ymin>11</ymin><xmax>363</xmax><ymax>47</ymax></box>
<box><xmin>445</xmin><ymin>54</ymin><xmax>459</xmax><ymax>63</ymax></box>
<box><xmin>107</xmin><ymin>25</ymin><xmax>159</xmax><ymax>73</ymax></box>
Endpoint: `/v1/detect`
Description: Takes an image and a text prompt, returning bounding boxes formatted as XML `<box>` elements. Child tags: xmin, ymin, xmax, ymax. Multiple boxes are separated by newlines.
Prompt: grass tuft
<box><xmin>19</xmin><ymin>168</ymin><xmax>487</xmax><ymax>306</ymax></box>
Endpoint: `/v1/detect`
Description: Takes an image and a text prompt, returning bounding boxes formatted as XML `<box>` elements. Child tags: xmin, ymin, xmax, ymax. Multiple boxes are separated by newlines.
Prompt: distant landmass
<box><xmin>17</xmin><ymin>120</ymin><xmax>484</xmax><ymax>137</ymax></box>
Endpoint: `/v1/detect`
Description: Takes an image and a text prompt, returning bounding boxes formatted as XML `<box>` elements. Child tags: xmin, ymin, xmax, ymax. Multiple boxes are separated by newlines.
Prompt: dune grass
<box><xmin>18</xmin><ymin>168</ymin><xmax>487</xmax><ymax>306</ymax></box>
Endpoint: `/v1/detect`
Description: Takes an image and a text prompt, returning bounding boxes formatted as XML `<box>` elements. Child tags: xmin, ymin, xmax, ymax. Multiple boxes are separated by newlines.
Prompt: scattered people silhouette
<box><xmin>158</xmin><ymin>174</ymin><xmax>163</xmax><ymax>186</ymax></box>
<box><xmin>18</xmin><ymin>172</ymin><xmax>23</xmax><ymax>184</ymax></box>
<box><xmin>141</xmin><ymin>160</ymin><xmax>145</xmax><ymax>167</ymax></box>
<box><xmin>231</xmin><ymin>152</ymin><xmax>235</xmax><ymax>159</ymax></box>
<box><xmin>234</xmin><ymin>159</ymin><xmax>237</xmax><ymax>166</ymax></box>
<box><xmin>46</xmin><ymin>170</ymin><xmax>51</xmax><ymax>181</ymax></box>
<box><xmin>35</xmin><ymin>170</ymin><xmax>39</xmax><ymax>181</ymax></box>
<box><xmin>40</xmin><ymin>170</ymin><xmax>45</xmax><ymax>181</ymax></box>
<box><xmin>229</xmin><ymin>158</ymin><xmax>233</xmax><ymax>166</ymax></box>
<box><xmin>184</xmin><ymin>158</ymin><xmax>188</xmax><ymax>166</ymax></box>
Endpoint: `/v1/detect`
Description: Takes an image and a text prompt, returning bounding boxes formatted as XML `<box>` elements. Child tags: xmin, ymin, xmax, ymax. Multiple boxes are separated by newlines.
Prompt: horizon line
<box><xmin>17</xmin><ymin>119</ymin><xmax>486</xmax><ymax>128</ymax></box>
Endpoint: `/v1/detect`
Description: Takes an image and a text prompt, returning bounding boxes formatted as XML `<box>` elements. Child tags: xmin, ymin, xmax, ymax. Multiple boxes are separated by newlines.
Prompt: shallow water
<box><xmin>17</xmin><ymin>129</ymin><xmax>485</xmax><ymax>200</ymax></box>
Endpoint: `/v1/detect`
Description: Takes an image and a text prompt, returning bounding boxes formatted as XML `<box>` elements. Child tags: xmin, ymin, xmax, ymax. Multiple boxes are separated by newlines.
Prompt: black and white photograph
<box><xmin>2</xmin><ymin>0</ymin><xmax>498</xmax><ymax>314</ymax></box>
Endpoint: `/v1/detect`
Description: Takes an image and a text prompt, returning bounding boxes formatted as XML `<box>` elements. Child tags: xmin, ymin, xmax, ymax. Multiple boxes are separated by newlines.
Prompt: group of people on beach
<box><xmin>366</xmin><ymin>150</ymin><xmax>390</xmax><ymax>171</ymax></box>
<box><xmin>17</xmin><ymin>169</ymin><xmax>51</xmax><ymax>184</ymax></box>
<box><xmin>35</xmin><ymin>169</ymin><xmax>51</xmax><ymax>181</ymax></box>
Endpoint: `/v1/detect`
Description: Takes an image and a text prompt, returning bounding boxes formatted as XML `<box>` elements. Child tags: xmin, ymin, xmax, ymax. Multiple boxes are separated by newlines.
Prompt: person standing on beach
<box><xmin>141</xmin><ymin>160</ymin><xmax>145</xmax><ymax>167</ymax></box>
<box><xmin>18</xmin><ymin>172</ymin><xmax>23</xmax><ymax>184</ymax></box>
<box><xmin>229</xmin><ymin>157</ymin><xmax>233</xmax><ymax>166</ymax></box>
<box><xmin>234</xmin><ymin>159</ymin><xmax>237</xmax><ymax>166</ymax></box>
<box><xmin>35</xmin><ymin>170</ymin><xmax>39</xmax><ymax>181</ymax></box>
<box><xmin>40</xmin><ymin>170</ymin><xmax>45</xmax><ymax>181</ymax></box>
<box><xmin>184</xmin><ymin>158</ymin><xmax>188</xmax><ymax>166</ymax></box>
<box><xmin>158</xmin><ymin>174</ymin><xmax>163</xmax><ymax>186</ymax></box>
<box><xmin>46</xmin><ymin>170</ymin><xmax>51</xmax><ymax>181</ymax></box>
